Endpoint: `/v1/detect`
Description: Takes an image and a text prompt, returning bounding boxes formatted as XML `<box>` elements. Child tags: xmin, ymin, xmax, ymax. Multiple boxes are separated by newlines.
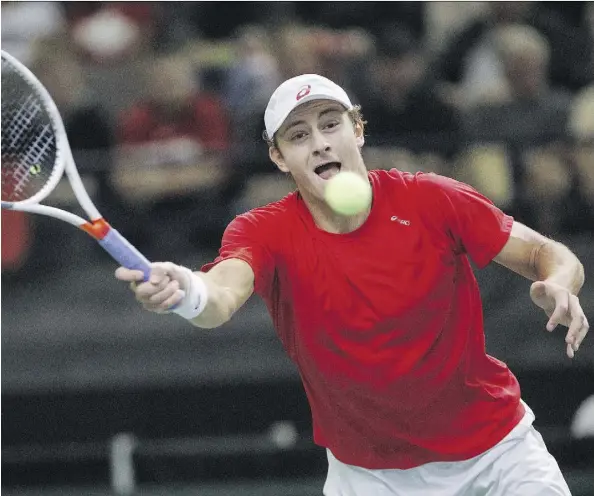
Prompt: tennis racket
<box><xmin>1</xmin><ymin>49</ymin><xmax>152</xmax><ymax>279</ymax></box>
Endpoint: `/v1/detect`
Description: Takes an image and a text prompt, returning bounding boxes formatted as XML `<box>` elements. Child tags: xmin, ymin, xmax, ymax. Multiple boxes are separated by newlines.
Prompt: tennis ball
<box><xmin>324</xmin><ymin>171</ymin><xmax>372</xmax><ymax>216</ymax></box>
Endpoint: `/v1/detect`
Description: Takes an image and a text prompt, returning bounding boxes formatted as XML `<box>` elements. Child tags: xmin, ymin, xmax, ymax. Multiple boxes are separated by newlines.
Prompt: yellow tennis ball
<box><xmin>324</xmin><ymin>171</ymin><xmax>372</xmax><ymax>216</ymax></box>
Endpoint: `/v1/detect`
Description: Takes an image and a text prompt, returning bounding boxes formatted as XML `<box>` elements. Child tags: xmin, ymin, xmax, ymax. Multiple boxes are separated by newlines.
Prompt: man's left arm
<box><xmin>493</xmin><ymin>221</ymin><xmax>588</xmax><ymax>358</ymax></box>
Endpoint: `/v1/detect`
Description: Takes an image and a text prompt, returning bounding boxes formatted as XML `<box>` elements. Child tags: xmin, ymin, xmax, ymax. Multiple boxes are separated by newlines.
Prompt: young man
<box><xmin>116</xmin><ymin>74</ymin><xmax>589</xmax><ymax>495</ymax></box>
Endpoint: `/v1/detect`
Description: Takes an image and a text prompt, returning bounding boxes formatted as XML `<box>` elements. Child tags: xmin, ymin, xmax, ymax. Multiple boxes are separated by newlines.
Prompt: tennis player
<box><xmin>116</xmin><ymin>74</ymin><xmax>588</xmax><ymax>495</ymax></box>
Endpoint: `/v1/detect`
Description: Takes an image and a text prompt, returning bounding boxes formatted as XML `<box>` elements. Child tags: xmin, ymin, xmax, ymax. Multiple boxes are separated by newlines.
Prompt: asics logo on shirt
<box><xmin>390</xmin><ymin>216</ymin><xmax>410</xmax><ymax>226</ymax></box>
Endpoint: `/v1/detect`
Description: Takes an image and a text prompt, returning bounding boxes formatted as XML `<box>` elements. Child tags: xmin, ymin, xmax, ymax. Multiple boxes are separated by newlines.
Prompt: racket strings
<box><xmin>1</xmin><ymin>56</ymin><xmax>58</xmax><ymax>203</ymax></box>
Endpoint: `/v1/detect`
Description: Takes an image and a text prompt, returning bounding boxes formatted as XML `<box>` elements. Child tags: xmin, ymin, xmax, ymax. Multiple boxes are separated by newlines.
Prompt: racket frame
<box><xmin>1</xmin><ymin>50</ymin><xmax>155</xmax><ymax>277</ymax></box>
<box><xmin>1</xmin><ymin>50</ymin><xmax>101</xmax><ymax>228</ymax></box>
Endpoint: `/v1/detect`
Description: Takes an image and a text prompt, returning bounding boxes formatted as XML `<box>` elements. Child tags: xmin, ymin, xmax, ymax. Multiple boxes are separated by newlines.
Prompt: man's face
<box><xmin>269</xmin><ymin>99</ymin><xmax>365</xmax><ymax>203</ymax></box>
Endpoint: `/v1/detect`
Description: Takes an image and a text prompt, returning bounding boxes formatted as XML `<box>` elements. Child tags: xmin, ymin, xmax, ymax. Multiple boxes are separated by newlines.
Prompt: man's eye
<box><xmin>291</xmin><ymin>132</ymin><xmax>307</xmax><ymax>141</ymax></box>
<box><xmin>324</xmin><ymin>121</ymin><xmax>339</xmax><ymax>129</ymax></box>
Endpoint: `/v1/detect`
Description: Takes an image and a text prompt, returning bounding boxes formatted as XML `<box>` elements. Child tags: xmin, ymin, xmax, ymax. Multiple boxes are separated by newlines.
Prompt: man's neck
<box><xmin>312</xmin><ymin>203</ymin><xmax>371</xmax><ymax>234</ymax></box>
<box><xmin>300</xmin><ymin>189</ymin><xmax>372</xmax><ymax>234</ymax></box>
<box><xmin>297</xmin><ymin>160</ymin><xmax>371</xmax><ymax>234</ymax></box>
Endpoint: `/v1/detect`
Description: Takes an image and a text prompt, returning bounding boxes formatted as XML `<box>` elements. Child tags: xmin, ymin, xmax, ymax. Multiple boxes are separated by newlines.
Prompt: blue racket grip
<box><xmin>98</xmin><ymin>228</ymin><xmax>152</xmax><ymax>281</ymax></box>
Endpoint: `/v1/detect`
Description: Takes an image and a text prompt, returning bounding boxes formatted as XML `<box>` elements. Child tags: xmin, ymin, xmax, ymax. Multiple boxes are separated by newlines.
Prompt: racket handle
<box><xmin>98</xmin><ymin>228</ymin><xmax>152</xmax><ymax>280</ymax></box>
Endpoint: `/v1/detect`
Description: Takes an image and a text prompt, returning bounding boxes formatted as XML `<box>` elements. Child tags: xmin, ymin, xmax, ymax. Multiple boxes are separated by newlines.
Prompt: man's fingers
<box><xmin>565</xmin><ymin>315</ymin><xmax>583</xmax><ymax>347</ymax></box>
<box><xmin>142</xmin><ymin>287</ymin><xmax>184</xmax><ymax>313</ymax></box>
<box><xmin>149</xmin><ymin>279</ymin><xmax>180</xmax><ymax>307</ymax></box>
<box><xmin>160</xmin><ymin>288</ymin><xmax>185</xmax><ymax>311</ymax></box>
<box><xmin>148</xmin><ymin>263</ymin><xmax>173</xmax><ymax>285</ymax></box>
<box><xmin>135</xmin><ymin>276</ymin><xmax>171</xmax><ymax>301</ymax></box>
<box><xmin>530</xmin><ymin>282</ymin><xmax>588</xmax><ymax>358</ymax></box>
<box><xmin>115</xmin><ymin>267</ymin><xmax>145</xmax><ymax>282</ymax></box>
<box><xmin>567</xmin><ymin>316</ymin><xmax>589</xmax><ymax>354</ymax></box>
<box><xmin>564</xmin><ymin>297</ymin><xmax>581</xmax><ymax>342</ymax></box>
<box><xmin>562</xmin><ymin>296</ymin><xmax>589</xmax><ymax>357</ymax></box>
<box><xmin>118</xmin><ymin>262</ymin><xmax>186</xmax><ymax>287</ymax></box>
<box><xmin>575</xmin><ymin>317</ymin><xmax>590</xmax><ymax>351</ymax></box>
<box><xmin>546</xmin><ymin>291</ymin><xmax>569</xmax><ymax>331</ymax></box>
<box><xmin>119</xmin><ymin>261</ymin><xmax>190</xmax><ymax>315</ymax></box>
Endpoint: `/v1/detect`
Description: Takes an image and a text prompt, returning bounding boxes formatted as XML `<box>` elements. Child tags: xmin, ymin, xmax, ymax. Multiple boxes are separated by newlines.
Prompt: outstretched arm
<box><xmin>115</xmin><ymin>258</ymin><xmax>255</xmax><ymax>329</ymax></box>
<box><xmin>493</xmin><ymin>221</ymin><xmax>588</xmax><ymax>358</ymax></box>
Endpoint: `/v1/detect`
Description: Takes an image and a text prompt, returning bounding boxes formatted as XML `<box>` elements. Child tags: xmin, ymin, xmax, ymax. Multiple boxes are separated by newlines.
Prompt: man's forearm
<box><xmin>534</xmin><ymin>240</ymin><xmax>585</xmax><ymax>295</ymax></box>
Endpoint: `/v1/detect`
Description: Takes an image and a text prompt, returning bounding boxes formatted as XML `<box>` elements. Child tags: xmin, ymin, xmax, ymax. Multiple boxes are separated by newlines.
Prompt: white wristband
<box><xmin>172</xmin><ymin>267</ymin><xmax>208</xmax><ymax>320</ymax></box>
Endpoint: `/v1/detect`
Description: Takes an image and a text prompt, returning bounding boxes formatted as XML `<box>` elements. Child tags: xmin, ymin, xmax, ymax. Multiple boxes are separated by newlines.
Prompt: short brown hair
<box><xmin>262</xmin><ymin>104</ymin><xmax>366</xmax><ymax>148</ymax></box>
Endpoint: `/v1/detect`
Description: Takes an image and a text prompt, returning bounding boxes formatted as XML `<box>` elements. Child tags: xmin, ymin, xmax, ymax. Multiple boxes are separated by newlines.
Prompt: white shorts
<box><xmin>323</xmin><ymin>402</ymin><xmax>571</xmax><ymax>496</ymax></box>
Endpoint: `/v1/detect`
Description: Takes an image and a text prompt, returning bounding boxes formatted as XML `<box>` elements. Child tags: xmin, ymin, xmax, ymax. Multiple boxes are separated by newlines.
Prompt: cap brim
<box><xmin>269</xmin><ymin>93</ymin><xmax>353</xmax><ymax>137</ymax></box>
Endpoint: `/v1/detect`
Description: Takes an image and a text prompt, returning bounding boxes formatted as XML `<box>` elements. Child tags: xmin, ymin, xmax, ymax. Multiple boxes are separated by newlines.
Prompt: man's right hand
<box><xmin>115</xmin><ymin>262</ymin><xmax>188</xmax><ymax>313</ymax></box>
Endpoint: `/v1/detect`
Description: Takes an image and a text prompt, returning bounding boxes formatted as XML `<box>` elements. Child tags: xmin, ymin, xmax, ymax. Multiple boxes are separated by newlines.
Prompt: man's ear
<box><xmin>269</xmin><ymin>146</ymin><xmax>289</xmax><ymax>173</ymax></box>
<box><xmin>355</xmin><ymin>122</ymin><xmax>365</xmax><ymax>148</ymax></box>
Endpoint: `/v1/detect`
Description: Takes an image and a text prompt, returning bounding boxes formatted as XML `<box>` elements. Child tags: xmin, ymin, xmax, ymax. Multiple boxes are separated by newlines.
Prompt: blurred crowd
<box><xmin>2</xmin><ymin>1</ymin><xmax>593</xmax><ymax>268</ymax></box>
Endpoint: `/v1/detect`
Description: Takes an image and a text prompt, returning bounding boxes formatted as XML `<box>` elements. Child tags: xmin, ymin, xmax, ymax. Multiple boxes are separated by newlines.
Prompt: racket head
<box><xmin>1</xmin><ymin>50</ymin><xmax>67</xmax><ymax>206</ymax></box>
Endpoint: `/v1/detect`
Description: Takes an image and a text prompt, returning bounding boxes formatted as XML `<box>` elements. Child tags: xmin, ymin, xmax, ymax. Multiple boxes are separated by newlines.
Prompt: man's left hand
<box><xmin>530</xmin><ymin>280</ymin><xmax>589</xmax><ymax>358</ymax></box>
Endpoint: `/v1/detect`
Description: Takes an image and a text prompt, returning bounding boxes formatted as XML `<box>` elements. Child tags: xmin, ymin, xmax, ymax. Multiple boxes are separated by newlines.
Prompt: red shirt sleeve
<box><xmin>201</xmin><ymin>211</ymin><xmax>276</xmax><ymax>295</ymax></box>
<box><xmin>417</xmin><ymin>173</ymin><xmax>514</xmax><ymax>268</ymax></box>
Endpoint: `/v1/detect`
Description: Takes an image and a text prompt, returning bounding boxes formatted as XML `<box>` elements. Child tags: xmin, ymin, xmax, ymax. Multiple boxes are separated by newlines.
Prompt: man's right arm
<box><xmin>115</xmin><ymin>258</ymin><xmax>255</xmax><ymax>329</ymax></box>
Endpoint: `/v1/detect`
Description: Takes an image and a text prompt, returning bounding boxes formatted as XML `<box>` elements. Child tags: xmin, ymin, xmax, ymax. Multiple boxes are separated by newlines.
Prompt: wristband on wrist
<box><xmin>172</xmin><ymin>268</ymin><xmax>208</xmax><ymax>320</ymax></box>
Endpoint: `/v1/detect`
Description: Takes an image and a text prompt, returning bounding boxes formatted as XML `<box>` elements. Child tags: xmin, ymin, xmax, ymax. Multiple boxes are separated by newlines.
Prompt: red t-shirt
<box><xmin>202</xmin><ymin>169</ymin><xmax>524</xmax><ymax>469</ymax></box>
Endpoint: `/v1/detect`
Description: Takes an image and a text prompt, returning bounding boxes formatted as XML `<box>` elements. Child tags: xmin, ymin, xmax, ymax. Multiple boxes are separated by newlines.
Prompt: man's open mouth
<box><xmin>314</xmin><ymin>162</ymin><xmax>341</xmax><ymax>180</ymax></box>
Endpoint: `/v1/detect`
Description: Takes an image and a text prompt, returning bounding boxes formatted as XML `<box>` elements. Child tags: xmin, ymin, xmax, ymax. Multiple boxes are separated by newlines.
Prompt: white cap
<box><xmin>264</xmin><ymin>74</ymin><xmax>353</xmax><ymax>138</ymax></box>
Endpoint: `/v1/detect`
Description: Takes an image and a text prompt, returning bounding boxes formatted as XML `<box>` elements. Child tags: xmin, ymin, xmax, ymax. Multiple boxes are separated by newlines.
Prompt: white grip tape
<box><xmin>172</xmin><ymin>267</ymin><xmax>208</xmax><ymax>320</ymax></box>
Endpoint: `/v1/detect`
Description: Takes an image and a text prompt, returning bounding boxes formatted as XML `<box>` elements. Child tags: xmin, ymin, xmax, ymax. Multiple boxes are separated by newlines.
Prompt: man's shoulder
<box><xmin>369</xmin><ymin>167</ymin><xmax>413</xmax><ymax>184</ymax></box>
<box><xmin>229</xmin><ymin>191</ymin><xmax>300</xmax><ymax>233</ymax></box>
<box><xmin>370</xmin><ymin>169</ymin><xmax>469</xmax><ymax>216</ymax></box>
<box><xmin>369</xmin><ymin>168</ymin><xmax>451</xmax><ymax>193</ymax></box>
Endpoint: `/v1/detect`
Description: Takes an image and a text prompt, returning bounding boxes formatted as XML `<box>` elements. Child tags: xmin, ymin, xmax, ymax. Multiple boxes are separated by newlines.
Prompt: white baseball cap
<box><xmin>264</xmin><ymin>74</ymin><xmax>353</xmax><ymax>138</ymax></box>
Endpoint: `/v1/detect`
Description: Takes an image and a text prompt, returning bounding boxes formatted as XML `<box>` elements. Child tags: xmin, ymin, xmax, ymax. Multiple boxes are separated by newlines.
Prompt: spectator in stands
<box><xmin>183</xmin><ymin>2</ymin><xmax>290</xmax><ymax>40</ymax></box>
<box><xmin>225</xmin><ymin>25</ymin><xmax>281</xmax><ymax>152</ymax></box>
<box><xmin>118</xmin><ymin>54</ymin><xmax>229</xmax><ymax>151</ymax></box>
<box><xmin>221</xmin><ymin>25</ymin><xmax>283</xmax><ymax>208</ymax></box>
<box><xmin>31</xmin><ymin>37</ymin><xmax>114</xmax><ymax>176</ymax></box>
<box><xmin>64</xmin><ymin>2</ymin><xmax>157</xmax><ymax>64</ymax></box>
<box><xmin>436</xmin><ymin>1</ymin><xmax>593</xmax><ymax>104</ymax></box>
<box><xmin>294</xmin><ymin>2</ymin><xmax>427</xmax><ymax>42</ymax></box>
<box><xmin>461</xmin><ymin>25</ymin><xmax>572</xmax><ymax>234</ymax></box>
<box><xmin>567</xmin><ymin>84</ymin><xmax>594</xmax><ymax>233</ymax></box>
<box><xmin>1</xmin><ymin>1</ymin><xmax>65</xmax><ymax>65</ymax></box>
<box><xmin>359</xmin><ymin>25</ymin><xmax>461</xmax><ymax>172</ymax></box>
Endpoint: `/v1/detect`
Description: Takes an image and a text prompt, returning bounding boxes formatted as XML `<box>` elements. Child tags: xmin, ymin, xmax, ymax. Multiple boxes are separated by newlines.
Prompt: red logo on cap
<box><xmin>296</xmin><ymin>84</ymin><xmax>311</xmax><ymax>101</ymax></box>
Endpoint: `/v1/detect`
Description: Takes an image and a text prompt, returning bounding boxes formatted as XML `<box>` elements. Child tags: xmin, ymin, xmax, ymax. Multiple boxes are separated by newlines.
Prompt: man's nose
<box><xmin>311</xmin><ymin>129</ymin><xmax>331</xmax><ymax>155</ymax></box>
